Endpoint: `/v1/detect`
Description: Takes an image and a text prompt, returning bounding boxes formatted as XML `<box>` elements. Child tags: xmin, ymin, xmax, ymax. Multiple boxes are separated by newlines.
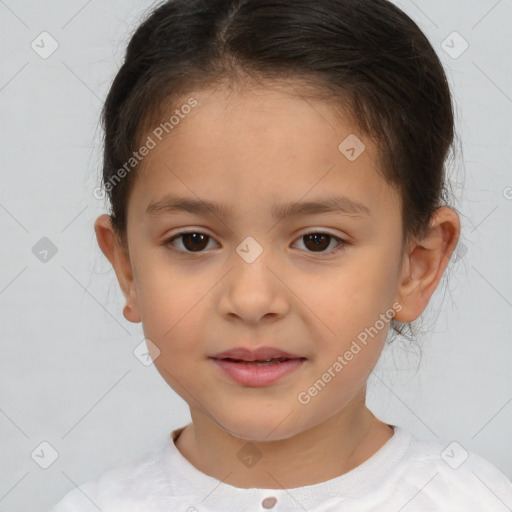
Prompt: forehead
<box><xmin>168</xmin><ymin>82</ymin><xmax>360</xmax><ymax>153</ymax></box>
<box><xmin>128</xmin><ymin>82</ymin><xmax>399</xmax><ymax>225</ymax></box>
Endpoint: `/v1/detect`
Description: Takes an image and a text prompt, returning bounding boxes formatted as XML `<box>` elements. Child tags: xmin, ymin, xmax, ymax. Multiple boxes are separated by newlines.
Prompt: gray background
<box><xmin>0</xmin><ymin>0</ymin><xmax>511</xmax><ymax>510</ymax></box>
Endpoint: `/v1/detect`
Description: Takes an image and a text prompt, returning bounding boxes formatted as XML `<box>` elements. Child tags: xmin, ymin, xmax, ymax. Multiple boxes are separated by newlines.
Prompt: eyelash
<box><xmin>163</xmin><ymin>230</ymin><xmax>347</xmax><ymax>256</ymax></box>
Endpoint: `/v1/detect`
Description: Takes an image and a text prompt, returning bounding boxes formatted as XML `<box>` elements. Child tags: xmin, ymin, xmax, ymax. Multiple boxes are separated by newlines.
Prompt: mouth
<box><xmin>209</xmin><ymin>347</ymin><xmax>307</xmax><ymax>386</ymax></box>
<box><xmin>210</xmin><ymin>346</ymin><xmax>305</xmax><ymax>362</ymax></box>
<box><xmin>215</xmin><ymin>356</ymin><xmax>304</xmax><ymax>366</ymax></box>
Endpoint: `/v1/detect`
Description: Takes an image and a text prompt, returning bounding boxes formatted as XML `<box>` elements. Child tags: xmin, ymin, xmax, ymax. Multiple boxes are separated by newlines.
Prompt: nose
<box><xmin>218</xmin><ymin>242</ymin><xmax>290</xmax><ymax>325</ymax></box>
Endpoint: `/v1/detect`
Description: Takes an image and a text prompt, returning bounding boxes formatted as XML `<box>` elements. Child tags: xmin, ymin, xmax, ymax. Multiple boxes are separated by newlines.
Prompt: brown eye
<box><xmin>181</xmin><ymin>233</ymin><xmax>209</xmax><ymax>251</ymax></box>
<box><xmin>166</xmin><ymin>232</ymin><xmax>215</xmax><ymax>253</ymax></box>
<box><xmin>295</xmin><ymin>233</ymin><xmax>345</xmax><ymax>253</ymax></box>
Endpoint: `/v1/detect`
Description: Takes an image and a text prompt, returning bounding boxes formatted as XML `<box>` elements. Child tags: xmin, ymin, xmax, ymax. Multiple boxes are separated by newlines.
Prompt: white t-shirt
<box><xmin>49</xmin><ymin>424</ymin><xmax>512</xmax><ymax>511</ymax></box>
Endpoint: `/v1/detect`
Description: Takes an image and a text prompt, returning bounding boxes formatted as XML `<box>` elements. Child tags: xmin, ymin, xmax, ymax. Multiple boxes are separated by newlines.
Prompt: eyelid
<box><xmin>292</xmin><ymin>230</ymin><xmax>346</xmax><ymax>253</ymax></box>
<box><xmin>295</xmin><ymin>227</ymin><xmax>350</xmax><ymax>243</ymax></box>
<box><xmin>165</xmin><ymin>227</ymin><xmax>348</xmax><ymax>240</ymax></box>
<box><xmin>164</xmin><ymin>228</ymin><xmax>348</xmax><ymax>255</ymax></box>
<box><xmin>166</xmin><ymin>227</ymin><xmax>215</xmax><ymax>237</ymax></box>
<box><xmin>164</xmin><ymin>228</ymin><xmax>220</xmax><ymax>252</ymax></box>
<box><xmin>295</xmin><ymin>227</ymin><xmax>346</xmax><ymax>238</ymax></box>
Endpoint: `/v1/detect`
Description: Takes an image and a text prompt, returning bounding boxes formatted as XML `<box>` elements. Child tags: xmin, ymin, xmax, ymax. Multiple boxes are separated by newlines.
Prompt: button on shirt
<box><xmin>49</xmin><ymin>425</ymin><xmax>512</xmax><ymax>511</ymax></box>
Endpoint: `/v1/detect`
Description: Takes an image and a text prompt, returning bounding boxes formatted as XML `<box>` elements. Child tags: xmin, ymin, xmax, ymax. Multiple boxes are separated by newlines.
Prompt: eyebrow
<box><xmin>146</xmin><ymin>194</ymin><xmax>371</xmax><ymax>219</ymax></box>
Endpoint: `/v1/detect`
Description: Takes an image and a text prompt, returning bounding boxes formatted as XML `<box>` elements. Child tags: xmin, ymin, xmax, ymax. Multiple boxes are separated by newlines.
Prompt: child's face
<box><xmin>117</xmin><ymin>83</ymin><xmax>409</xmax><ymax>440</ymax></box>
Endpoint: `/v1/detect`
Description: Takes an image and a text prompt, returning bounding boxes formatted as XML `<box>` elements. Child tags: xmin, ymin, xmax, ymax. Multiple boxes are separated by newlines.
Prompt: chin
<box><xmin>220</xmin><ymin>413</ymin><xmax>305</xmax><ymax>443</ymax></box>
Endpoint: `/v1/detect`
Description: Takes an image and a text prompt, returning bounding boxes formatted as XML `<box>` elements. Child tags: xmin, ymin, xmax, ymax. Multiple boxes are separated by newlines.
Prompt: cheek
<box><xmin>141</xmin><ymin>296</ymin><xmax>201</xmax><ymax>354</ymax></box>
<box><xmin>301</xmin><ymin>255</ymin><xmax>399</xmax><ymax>377</ymax></box>
<box><xmin>308</xmin><ymin>259</ymin><xmax>396</xmax><ymax>331</ymax></box>
<box><xmin>132</xmin><ymin>267</ymin><xmax>211</xmax><ymax>357</ymax></box>
<box><xmin>146</xmin><ymin>315</ymin><xmax>203</xmax><ymax>400</ymax></box>
<box><xmin>131</xmin><ymin>252</ymin><xmax>205</xmax><ymax>337</ymax></box>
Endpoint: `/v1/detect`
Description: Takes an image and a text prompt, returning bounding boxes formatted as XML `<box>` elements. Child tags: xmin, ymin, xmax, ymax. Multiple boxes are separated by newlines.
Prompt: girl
<box><xmin>51</xmin><ymin>0</ymin><xmax>512</xmax><ymax>510</ymax></box>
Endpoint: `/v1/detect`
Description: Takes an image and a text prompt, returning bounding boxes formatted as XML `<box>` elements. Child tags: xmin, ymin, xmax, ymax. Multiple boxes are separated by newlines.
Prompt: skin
<box><xmin>95</xmin><ymin>81</ymin><xmax>460</xmax><ymax>489</ymax></box>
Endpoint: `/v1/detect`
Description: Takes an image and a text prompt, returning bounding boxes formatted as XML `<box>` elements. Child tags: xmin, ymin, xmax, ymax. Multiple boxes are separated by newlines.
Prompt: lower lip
<box><xmin>210</xmin><ymin>358</ymin><xmax>305</xmax><ymax>386</ymax></box>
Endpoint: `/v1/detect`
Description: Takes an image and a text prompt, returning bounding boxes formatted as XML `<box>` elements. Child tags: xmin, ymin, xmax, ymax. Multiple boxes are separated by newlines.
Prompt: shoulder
<box><xmin>388</xmin><ymin>427</ymin><xmax>512</xmax><ymax>510</ymax></box>
<box><xmin>48</xmin><ymin>440</ymin><xmax>182</xmax><ymax>511</ymax></box>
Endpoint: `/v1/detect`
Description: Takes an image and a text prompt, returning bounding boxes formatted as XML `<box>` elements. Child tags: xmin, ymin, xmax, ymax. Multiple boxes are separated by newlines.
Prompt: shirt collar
<box><xmin>160</xmin><ymin>424</ymin><xmax>411</xmax><ymax>511</ymax></box>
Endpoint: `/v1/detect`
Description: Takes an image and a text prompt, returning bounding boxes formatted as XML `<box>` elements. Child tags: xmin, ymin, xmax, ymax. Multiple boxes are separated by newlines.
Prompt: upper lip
<box><xmin>210</xmin><ymin>346</ymin><xmax>305</xmax><ymax>361</ymax></box>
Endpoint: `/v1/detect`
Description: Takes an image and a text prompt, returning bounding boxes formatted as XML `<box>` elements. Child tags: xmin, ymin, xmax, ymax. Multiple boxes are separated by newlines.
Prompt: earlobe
<box><xmin>393</xmin><ymin>207</ymin><xmax>460</xmax><ymax>323</ymax></box>
<box><xmin>94</xmin><ymin>214</ymin><xmax>142</xmax><ymax>324</ymax></box>
<box><xmin>123</xmin><ymin>303</ymin><xmax>140</xmax><ymax>323</ymax></box>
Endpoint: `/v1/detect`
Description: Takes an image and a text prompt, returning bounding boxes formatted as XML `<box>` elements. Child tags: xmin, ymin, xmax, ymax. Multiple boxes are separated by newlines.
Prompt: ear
<box><xmin>94</xmin><ymin>214</ymin><xmax>141</xmax><ymax>323</ymax></box>
<box><xmin>394</xmin><ymin>206</ymin><xmax>461</xmax><ymax>323</ymax></box>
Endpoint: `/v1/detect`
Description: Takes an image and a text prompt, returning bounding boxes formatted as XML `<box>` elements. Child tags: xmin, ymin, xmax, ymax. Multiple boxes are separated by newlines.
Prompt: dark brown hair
<box><xmin>100</xmin><ymin>0</ymin><xmax>458</xmax><ymax>340</ymax></box>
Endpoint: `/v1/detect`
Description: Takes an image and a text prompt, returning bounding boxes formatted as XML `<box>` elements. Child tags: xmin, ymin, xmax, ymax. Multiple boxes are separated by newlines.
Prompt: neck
<box><xmin>174</xmin><ymin>399</ymin><xmax>394</xmax><ymax>489</ymax></box>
